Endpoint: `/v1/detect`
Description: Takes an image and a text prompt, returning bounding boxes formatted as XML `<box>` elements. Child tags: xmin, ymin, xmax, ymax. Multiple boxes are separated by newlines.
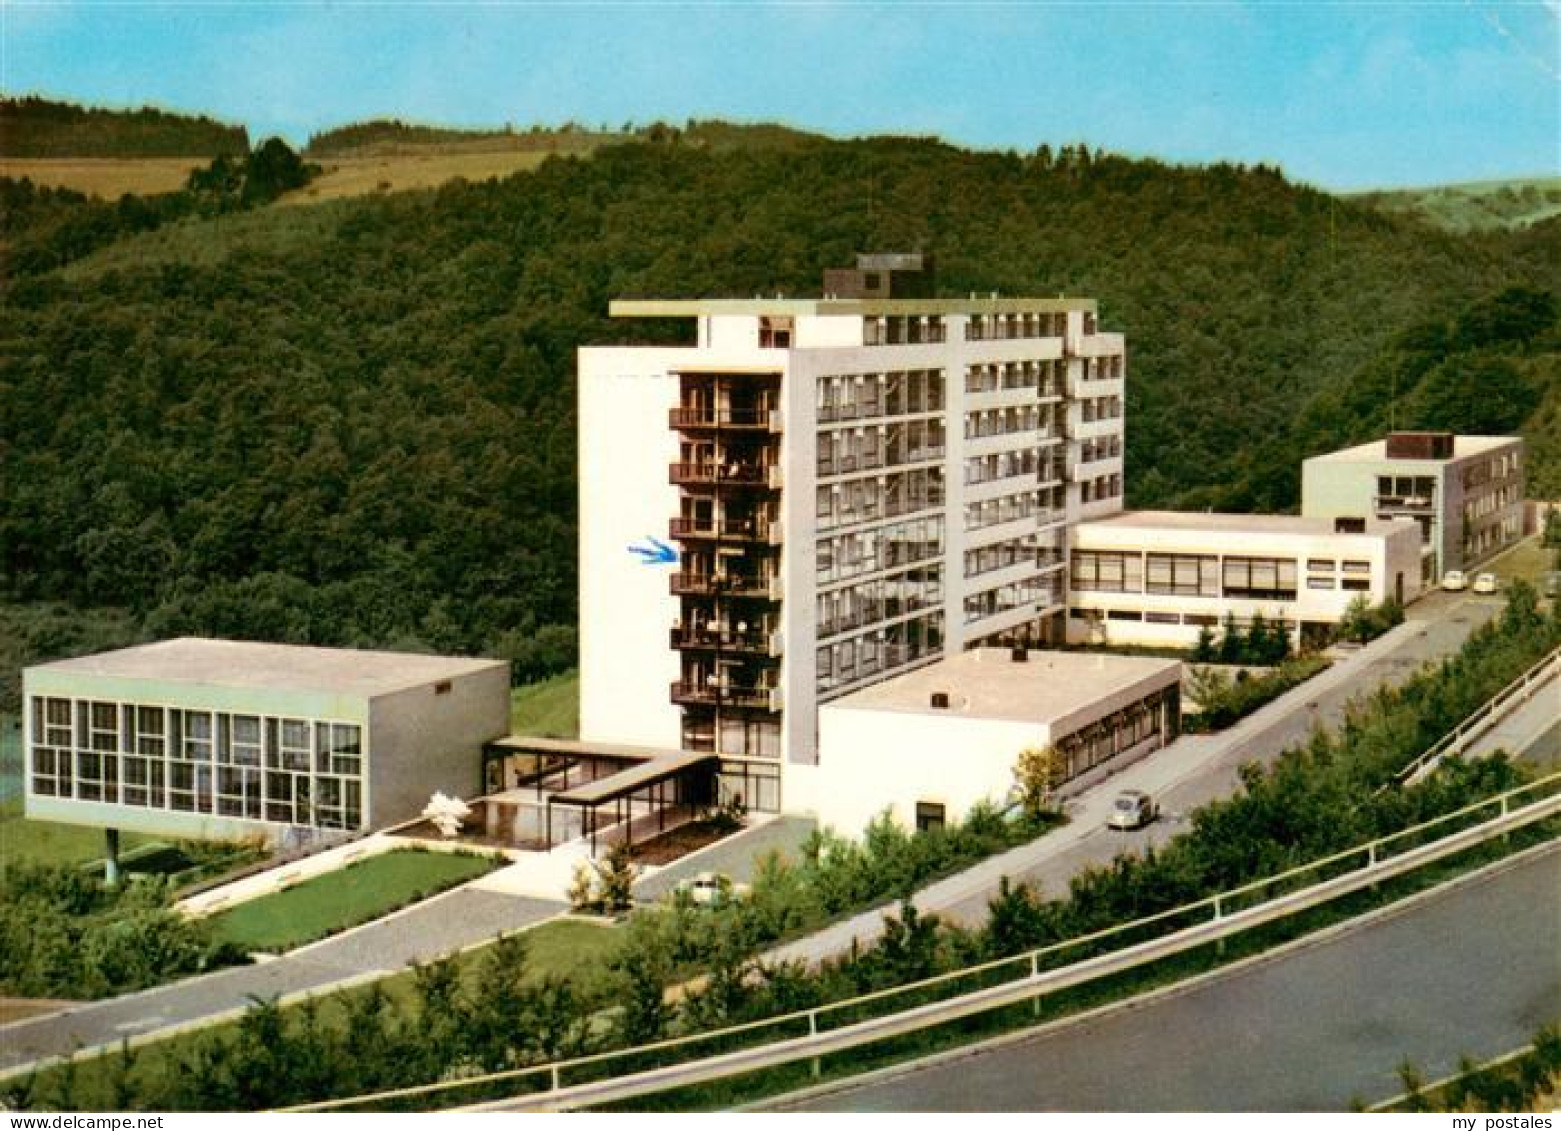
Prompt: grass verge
<box><xmin>206</xmin><ymin>849</ymin><xmax>499</xmax><ymax>953</ymax></box>
<box><xmin>509</xmin><ymin>671</ymin><xmax>579</xmax><ymax>738</ymax></box>
<box><xmin>17</xmin><ymin>917</ymin><xmax>621</xmax><ymax>1109</ymax></box>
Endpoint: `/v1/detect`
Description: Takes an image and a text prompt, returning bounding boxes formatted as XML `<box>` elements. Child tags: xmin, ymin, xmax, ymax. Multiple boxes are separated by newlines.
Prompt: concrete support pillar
<box><xmin>104</xmin><ymin>828</ymin><xmax>121</xmax><ymax>888</ymax></box>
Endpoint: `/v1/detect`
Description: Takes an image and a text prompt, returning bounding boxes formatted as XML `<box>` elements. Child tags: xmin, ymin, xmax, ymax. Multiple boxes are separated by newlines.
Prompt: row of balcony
<box><xmin>669</xmin><ymin>516</ymin><xmax>783</xmax><ymax>545</ymax></box>
<box><xmin>670</xmin><ymin>624</ymin><xmax>783</xmax><ymax>657</ymax></box>
<box><xmin>670</xmin><ymin>572</ymin><xmax>784</xmax><ymax>600</ymax></box>
<box><xmin>669</xmin><ymin>406</ymin><xmax>782</xmax><ymax>432</ymax></box>
<box><xmin>816</xmin><ymin>447</ymin><xmax>945</xmax><ymax>478</ymax></box>
<box><xmin>669</xmin><ymin>462</ymin><xmax>783</xmax><ymax>489</ymax></box>
<box><xmin>670</xmin><ymin>680</ymin><xmax>783</xmax><ymax>712</ymax></box>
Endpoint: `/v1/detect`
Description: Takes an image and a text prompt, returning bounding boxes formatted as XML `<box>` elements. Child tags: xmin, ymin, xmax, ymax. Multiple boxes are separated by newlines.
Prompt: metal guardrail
<box><xmin>280</xmin><ymin>771</ymin><xmax>1561</xmax><ymax>1114</ymax></box>
<box><xmin>1394</xmin><ymin>645</ymin><xmax>1560</xmax><ymax>787</ymax></box>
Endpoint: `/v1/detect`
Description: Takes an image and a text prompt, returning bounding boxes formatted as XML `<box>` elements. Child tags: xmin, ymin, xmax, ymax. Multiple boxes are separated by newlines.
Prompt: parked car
<box><xmin>1441</xmin><ymin>570</ymin><xmax>1468</xmax><ymax>592</ymax></box>
<box><xmin>1472</xmin><ymin>572</ymin><xmax>1499</xmax><ymax>595</ymax></box>
<box><xmin>676</xmin><ymin>871</ymin><xmax>750</xmax><ymax>906</ymax></box>
<box><xmin>1107</xmin><ymin>789</ymin><xmax>1158</xmax><ymax>830</ymax></box>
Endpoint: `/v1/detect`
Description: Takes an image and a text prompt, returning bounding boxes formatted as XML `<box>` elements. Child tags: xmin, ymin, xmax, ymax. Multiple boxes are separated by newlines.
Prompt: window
<box><xmin>1145</xmin><ymin>553</ymin><xmax>1217</xmax><ymax>597</ymax></box>
<box><xmin>1144</xmin><ymin>611</ymin><xmax>1181</xmax><ymax>624</ymax></box>
<box><xmin>1341</xmin><ymin>560</ymin><xmax>1371</xmax><ymax>574</ymax></box>
<box><xmin>1071</xmin><ymin>550</ymin><xmax>1143</xmax><ymax>593</ymax></box>
<box><xmin>1107</xmin><ymin>609</ymin><xmax>1143</xmax><ymax>621</ymax></box>
<box><xmin>1307</xmin><ymin>559</ymin><xmax>1336</xmax><ymax>572</ymax></box>
<box><xmin>915</xmin><ymin>801</ymin><xmax>946</xmax><ymax>832</ymax></box>
<box><xmin>1342</xmin><ymin>578</ymin><xmax>1371</xmax><ymax>591</ymax></box>
<box><xmin>1307</xmin><ymin>577</ymin><xmax>1336</xmax><ymax>590</ymax></box>
<box><xmin>1222</xmin><ymin>556</ymin><xmax>1298</xmax><ymax>600</ymax></box>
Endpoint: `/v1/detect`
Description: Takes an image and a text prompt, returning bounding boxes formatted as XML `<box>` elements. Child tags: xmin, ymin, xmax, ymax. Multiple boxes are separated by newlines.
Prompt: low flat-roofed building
<box><xmin>23</xmin><ymin>638</ymin><xmax>510</xmax><ymax>845</ymax></box>
<box><xmin>1068</xmin><ymin>510</ymin><xmax>1424</xmax><ymax>649</ymax></box>
<box><xmin>789</xmin><ymin>647</ymin><xmax>1181</xmax><ymax>833</ymax></box>
<box><xmin>1301</xmin><ymin>432</ymin><xmax>1524</xmax><ymax>582</ymax></box>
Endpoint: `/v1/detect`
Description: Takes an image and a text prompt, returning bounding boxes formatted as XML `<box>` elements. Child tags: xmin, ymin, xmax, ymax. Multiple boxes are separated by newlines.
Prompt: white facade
<box><xmin>1067</xmin><ymin>511</ymin><xmax>1424</xmax><ymax>648</ymax></box>
<box><xmin>23</xmin><ymin>638</ymin><xmax>510</xmax><ymax>845</ymax></box>
<box><xmin>1301</xmin><ymin>433</ymin><xmax>1525</xmax><ymax>582</ymax></box>
<box><xmin>579</xmin><ymin>292</ymin><xmax>1128</xmax><ymax>816</ymax></box>
<box><xmin>795</xmin><ymin>648</ymin><xmax>1181</xmax><ymax>833</ymax></box>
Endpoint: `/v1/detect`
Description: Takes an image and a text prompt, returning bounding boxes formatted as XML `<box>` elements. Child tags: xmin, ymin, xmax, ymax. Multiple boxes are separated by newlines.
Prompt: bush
<box><xmin>1184</xmin><ymin>656</ymin><xmax>1330</xmax><ymax>732</ymax></box>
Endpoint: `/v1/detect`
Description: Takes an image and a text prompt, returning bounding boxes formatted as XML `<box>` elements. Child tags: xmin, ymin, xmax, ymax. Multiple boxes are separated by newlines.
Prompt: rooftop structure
<box><xmin>30</xmin><ymin>637</ymin><xmax>503</xmax><ymax>697</ymax></box>
<box><xmin>826</xmin><ymin>646</ymin><xmax>1180</xmax><ymax>727</ymax></box>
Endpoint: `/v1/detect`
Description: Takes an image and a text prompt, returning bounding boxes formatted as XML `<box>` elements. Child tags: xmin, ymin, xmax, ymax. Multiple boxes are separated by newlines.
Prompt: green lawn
<box><xmin>509</xmin><ymin>670</ymin><xmax>579</xmax><ymax>738</ymax></box>
<box><xmin>24</xmin><ymin>917</ymin><xmax>623</xmax><ymax>1109</ymax></box>
<box><xmin>207</xmin><ymin>849</ymin><xmax>500</xmax><ymax>953</ymax></box>
<box><xmin>1484</xmin><ymin>535</ymin><xmax>1557</xmax><ymax>587</ymax></box>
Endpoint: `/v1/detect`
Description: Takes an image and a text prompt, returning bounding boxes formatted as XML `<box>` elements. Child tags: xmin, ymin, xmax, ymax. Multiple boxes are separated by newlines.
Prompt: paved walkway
<box><xmin>634</xmin><ymin>816</ymin><xmax>818</xmax><ymax>901</ymax></box>
<box><xmin>0</xmin><ymin>885</ymin><xmax>563</xmax><ymax>1074</ymax></box>
<box><xmin>765</xmin><ymin>593</ymin><xmax>1504</xmax><ymax>962</ymax></box>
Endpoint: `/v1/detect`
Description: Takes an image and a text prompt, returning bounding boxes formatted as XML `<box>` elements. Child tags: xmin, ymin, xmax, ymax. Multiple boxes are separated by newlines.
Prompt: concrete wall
<box><xmin>577</xmin><ymin>347</ymin><xmax>689</xmax><ymax>751</ymax></box>
<box><xmin>795</xmin><ymin>708</ymin><xmax>1039</xmax><ymax>833</ymax></box>
<box><xmin>367</xmin><ymin>662</ymin><xmax>509</xmax><ymax>826</ymax></box>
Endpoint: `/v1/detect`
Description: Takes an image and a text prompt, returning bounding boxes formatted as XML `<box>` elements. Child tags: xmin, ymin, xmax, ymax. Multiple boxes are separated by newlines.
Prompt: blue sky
<box><xmin>3</xmin><ymin>2</ymin><xmax>1557</xmax><ymax>189</ymax></box>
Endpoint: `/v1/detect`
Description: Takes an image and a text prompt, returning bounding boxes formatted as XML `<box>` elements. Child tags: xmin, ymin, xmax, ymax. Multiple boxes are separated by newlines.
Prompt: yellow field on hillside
<box><xmin>0</xmin><ymin>156</ymin><xmax>206</xmax><ymax>198</ymax></box>
<box><xmin>280</xmin><ymin>145</ymin><xmax>598</xmax><ymax>204</ymax></box>
<box><xmin>0</xmin><ymin>143</ymin><xmax>604</xmax><ymax>204</ymax></box>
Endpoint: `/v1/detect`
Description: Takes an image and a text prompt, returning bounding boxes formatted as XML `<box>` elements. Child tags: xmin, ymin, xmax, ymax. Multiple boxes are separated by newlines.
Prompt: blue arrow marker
<box><xmin>628</xmin><ymin>536</ymin><xmax>679</xmax><ymax>565</ymax></box>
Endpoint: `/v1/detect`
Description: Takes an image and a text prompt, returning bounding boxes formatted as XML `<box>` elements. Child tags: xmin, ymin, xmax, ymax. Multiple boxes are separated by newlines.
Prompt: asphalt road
<box><xmin>780</xmin><ymin>844</ymin><xmax>1561</xmax><ymax>1112</ymax></box>
<box><xmin>0</xmin><ymin>888</ymin><xmax>563</xmax><ymax>1072</ymax></box>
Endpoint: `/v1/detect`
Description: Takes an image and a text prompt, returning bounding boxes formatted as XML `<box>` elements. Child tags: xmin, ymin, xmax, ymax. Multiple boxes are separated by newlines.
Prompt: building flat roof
<box><xmin>824</xmin><ymin>648</ymin><xmax>1180</xmax><ymax>726</ymax></box>
<box><xmin>1306</xmin><ymin>435</ymin><xmax>1520</xmax><ymax>464</ymax></box>
<box><xmin>29</xmin><ymin>637</ymin><xmax>507</xmax><ymax>697</ymax></box>
<box><xmin>1079</xmin><ymin>509</ymin><xmax>1411</xmax><ymax>536</ymax></box>
<box><xmin>610</xmin><ymin>296</ymin><xmax>1096</xmax><ymax>318</ymax></box>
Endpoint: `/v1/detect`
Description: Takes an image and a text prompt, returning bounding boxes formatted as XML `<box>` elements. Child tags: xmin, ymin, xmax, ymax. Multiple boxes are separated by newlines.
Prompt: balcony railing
<box><xmin>670</xmin><ymin>625</ymin><xmax>778</xmax><ymax>655</ymax></box>
<box><xmin>670</xmin><ymin>462</ymin><xmax>769</xmax><ymax>487</ymax></box>
<box><xmin>669</xmin><ymin>517</ymin><xmax>774</xmax><ymax>542</ymax></box>
<box><xmin>670</xmin><ymin>681</ymin><xmax>780</xmax><ymax>711</ymax></box>
<box><xmin>1374</xmin><ymin>494</ymin><xmax>1435</xmax><ymax>513</ymax></box>
<box><xmin>669</xmin><ymin>407</ymin><xmax>777</xmax><ymax>431</ymax></box>
<box><xmin>670</xmin><ymin>572</ymin><xmax>778</xmax><ymax>599</ymax></box>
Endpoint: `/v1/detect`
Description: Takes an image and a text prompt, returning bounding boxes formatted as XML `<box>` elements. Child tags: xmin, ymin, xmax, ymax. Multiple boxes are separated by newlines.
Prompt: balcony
<box><xmin>670</xmin><ymin>462</ymin><xmax>769</xmax><ymax>488</ymax></box>
<box><xmin>669</xmin><ymin>406</ymin><xmax>779</xmax><ymax>432</ymax></box>
<box><xmin>669</xmin><ymin>516</ymin><xmax>773</xmax><ymax>543</ymax></box>
<box><xmin>670</xmin><ymin>625</ymin><xmax>780</xmax><ymax>656</ymax></box>
<box><xmin>670</xmin><ymin>680</ymin><xmax>781</xmax><ymax>712</ymax></box>
<box><xmin>1374</xmin><ymin>494</ymin><xmax>1435</xmax><ymax>513</ymax></box>
<box><xmin>670</xmin><ymin>571</ymin><xmax>775</xmax><ymax>598</ymax></box>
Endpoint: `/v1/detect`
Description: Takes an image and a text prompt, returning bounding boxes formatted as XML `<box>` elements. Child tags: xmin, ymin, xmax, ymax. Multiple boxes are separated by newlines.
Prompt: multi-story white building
<box><xmin>1067</xmin><ymin>511</ymin><xmax>1424</xmax><ymax>650</ymax></box>
<box><xmin>578</xmin><ymin>256</ymin><xmax>1126</xmax><ymax>813</ymax></box>
<box><xmin>1301</xmin><ymin>432</ymin><xmax>1525</xmax><ymax>583</ymax></box>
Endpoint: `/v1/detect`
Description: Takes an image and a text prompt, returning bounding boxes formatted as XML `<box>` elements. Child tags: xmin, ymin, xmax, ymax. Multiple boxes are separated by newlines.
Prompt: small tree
<box><xmin>1338</xmin><ymin>593</ymin><xmax>1376</xmax><ymax>646</ymax></box>
<box><xmin>1191</xmin><ymin>624</ymin><xmax>1217</xmax><ymax>663</ymax></box>
<box><xmin>1216</xmin><ymin>612</ymin><xmax>1244</xmax><ymax>664</ymax></box>
<box><xmin>1544</xmin><ymin>508</ymin><xmax>1561</xmax><ymax>567</ymax></box>
<box><xmin>1013</xmin><ymin>744</ymin><xmax>1064</xmax><ymax>821</ymax></box>
<box><xmin>593</xmin><ymin>842</ymin><xmax>638</xmax><ymax>914</ymax></box>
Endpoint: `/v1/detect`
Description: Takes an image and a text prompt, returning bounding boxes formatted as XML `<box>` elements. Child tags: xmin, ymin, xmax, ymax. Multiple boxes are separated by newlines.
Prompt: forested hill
<box><xmin>0</xmin><ymin>96</ymin><xmax>249</xmax><ymax>157</ymax></box>
<box><xmin>2</xmin><ymin>135</ymin><xmax>1556</xmax><ymax>688</ymax></box>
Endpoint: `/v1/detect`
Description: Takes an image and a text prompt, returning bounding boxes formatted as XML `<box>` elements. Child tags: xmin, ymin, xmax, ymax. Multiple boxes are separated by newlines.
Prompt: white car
<box><xmin>1107</xmin><ymin>789</ymin><xmax>1158</xmax><ymax>831</ymax></box>
<box><xmin>1441</xmin><ymin>570</ymin><xmax>1468</xmax><ymax>592</ymax></box>
<box><xmin>1472</xmin><ymin>573</ymin><xmax>1499</xmax><ymax>595</ymax></box>
<box><xmin>676</xmin><ymin>871</ymin><xmax>750</xmax><ymax>906</ymax></box>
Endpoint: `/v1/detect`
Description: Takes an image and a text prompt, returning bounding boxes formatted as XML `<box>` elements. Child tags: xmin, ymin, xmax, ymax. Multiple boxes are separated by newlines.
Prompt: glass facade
<box><xmin>29</xmin><ymin>695</ymin><xmax>364</xmax><ymax>830</ymax></box>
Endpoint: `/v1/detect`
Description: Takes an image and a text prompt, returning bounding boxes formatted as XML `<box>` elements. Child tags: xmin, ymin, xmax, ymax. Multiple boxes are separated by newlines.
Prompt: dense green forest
<box><xmin>2</xmin><ymin>129</ymin><xmax>1557</xmax><ymax>695</ymax></box>
<box><xmin>0</xmin><ymin>96</ymin><xmax>248</xmax><ymax>157</ymax></box>
<box><xmin>304</xmin><ymin>119</ymin><xmax>612</xmax><ymax>156</ymax></box>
